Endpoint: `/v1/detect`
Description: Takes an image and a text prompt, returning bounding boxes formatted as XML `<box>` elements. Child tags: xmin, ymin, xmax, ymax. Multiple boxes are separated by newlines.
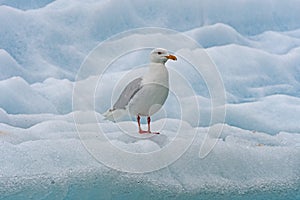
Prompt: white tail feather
<box><xmin>103</xmin><ymin>109</ymin><xmax>127</xmax><ymax>122</ymax></box>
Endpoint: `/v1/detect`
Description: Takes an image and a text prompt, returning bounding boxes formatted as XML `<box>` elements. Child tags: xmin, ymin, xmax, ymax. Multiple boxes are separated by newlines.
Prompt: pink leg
<box><xmin>147</xmin><ymin>116</ymin><xmax>151</xmax><ymax>132</ymax></box>
<box><xmin>137</xmin><ymin>115</ymin><xmax>159</xmax><ymax>134</ymax></box>
<box><xmin>137</xmin><ymin>115</ymin><xmax>148</xmax><ymax>134</ymax></box>
<box><xmin>147</xmin><ymin>116</ymin><xmax>159</xmax><ymax>134</ymax></box>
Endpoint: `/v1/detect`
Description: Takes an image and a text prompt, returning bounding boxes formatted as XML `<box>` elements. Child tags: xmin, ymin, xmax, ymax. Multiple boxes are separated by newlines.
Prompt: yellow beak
<box><xmin>165</xmin><ymin>54</ymin><xmax>177</xmax><ymax>61</ymax></box>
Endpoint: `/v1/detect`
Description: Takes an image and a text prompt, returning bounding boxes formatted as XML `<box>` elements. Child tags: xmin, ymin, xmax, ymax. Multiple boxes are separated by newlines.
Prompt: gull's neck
<box><xmin>142</xmin><ymin>62</ymin><xmax>169</xmax><ymax>86</ymax></box>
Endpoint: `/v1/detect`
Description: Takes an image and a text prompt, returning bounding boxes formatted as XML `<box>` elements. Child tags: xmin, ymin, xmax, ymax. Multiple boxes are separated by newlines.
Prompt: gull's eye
<box><xmin>157</xmin><ymin>52</ymin><xmax>162</xmax><ymax>55</ymax></box>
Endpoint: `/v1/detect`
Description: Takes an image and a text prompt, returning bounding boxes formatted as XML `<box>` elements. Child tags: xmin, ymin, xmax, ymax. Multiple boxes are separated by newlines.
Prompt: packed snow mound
<box><xmin>0</xmin><ymin>0</ymin><xmax>55</xmax><ymax>10</ymax></box>
<box><xmin>0</xmin><ymin>77</ymin><xmax>57</xmax><ymax>114</ymax></box>
<box><xmin>207</xmin><ymin>44</ymin><xmax>300</xmax><ymax>101</ymax></box>
<box><xmin>251</xmin><ymin>31</ymin><xmax>300</xmax><ymax>54</ymax></box>
<box><xmin>1</xmin><ymin>0</ymin><xmax>300</xmax><ymax>82</ymax></box>
<box><xmin>186</xmin><ymin>23</ymin><xmax>250</xmax><ymax>48</ymax></box>
<box><xmin>0</xmin><ymin>115</ymin><xmax>299</xmax><ymax>198</ymax></box>
<box><xmin>226</xmin><ymin>95</ymin><xmax>300</xmax><ymax>134</ymax></box>
<box><xmin>0</xmin><ymin>49</ymin><xmax>28</xmax><ymax>80</ymax></box>
<box><xmin>32</xmin><ymin>78</ymin><xmax>74</xmax><ymax>114</ymax></box>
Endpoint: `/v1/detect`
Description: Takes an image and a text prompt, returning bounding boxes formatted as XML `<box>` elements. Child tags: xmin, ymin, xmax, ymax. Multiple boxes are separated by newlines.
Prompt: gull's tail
<box><xmin>103</xmin><ymin>108</ymin><xmax>127</xmax><ymax>122</ymax></box>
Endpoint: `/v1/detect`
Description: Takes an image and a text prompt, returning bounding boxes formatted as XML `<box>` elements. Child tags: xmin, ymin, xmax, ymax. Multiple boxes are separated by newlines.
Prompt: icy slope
<box><xmin>0</xmin><ymin>115</ymin><xmax>299</xmax><ymax>199</ymax></box>
<box><xmin>1</xmin><ymin>0</ymin><xmax>300</xmax><ymax>82</ymax></box>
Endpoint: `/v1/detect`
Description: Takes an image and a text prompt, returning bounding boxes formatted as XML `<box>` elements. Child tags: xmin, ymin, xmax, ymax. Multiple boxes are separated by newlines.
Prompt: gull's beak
<box><xmin>165</xmin><ymin>54</ymin><xmax>177</xmax><ymax>61</ymax></box>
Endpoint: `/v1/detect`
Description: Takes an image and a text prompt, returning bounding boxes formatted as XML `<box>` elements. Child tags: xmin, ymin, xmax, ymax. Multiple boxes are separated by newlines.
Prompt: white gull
<box><xmin>103</xmin><ymin>48</ymin><xmax>177</xmax><ymax>134</ymax></box>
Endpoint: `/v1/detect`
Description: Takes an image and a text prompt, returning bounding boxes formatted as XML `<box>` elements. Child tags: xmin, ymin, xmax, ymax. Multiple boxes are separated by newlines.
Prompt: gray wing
<box><xmin>113</xmin><ymin>77</ymin><xmax>143</xmax><ymax>110</ymax></box>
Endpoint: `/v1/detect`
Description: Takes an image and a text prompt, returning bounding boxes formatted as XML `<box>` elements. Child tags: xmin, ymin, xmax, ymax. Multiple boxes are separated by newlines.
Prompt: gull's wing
<box><xmin>113</xmin><ymin>77</ymin><xmax>143</xmax><ymax>110</ymax></box>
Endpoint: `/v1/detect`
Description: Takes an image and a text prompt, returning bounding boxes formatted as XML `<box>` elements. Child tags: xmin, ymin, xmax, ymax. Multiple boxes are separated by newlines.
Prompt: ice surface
<box><xmin>0</xmin><ymin>49</ymin><xmax>27</xmax><ymax>81</ymax></box>
<box><xmin>0</xmin><ymin>0</ymin><xmax>300</xmax><ymax>199</ymax></box>
<box><xmin>1</xmin><ymin>0</ymin><xmax>300</xmax><ymax>81</ymax></box>
<box><xmin>0</xmin><ymin>0</ymin><xmax>54</xmax><ymax>10</ymax></box>
<box><xmin>226</xmin><ymin>95</ymin><xmax>300</xmax><ymax>134</ymax></box>
<box><xmin>0</xmin><ymin>77</ymin><xmax>57</xmax><ymax>114</ymax></box>
<box><xmin>0</xmin><ymin>116</ymin><xmax>299</xmax><ymax>199</ymax></box>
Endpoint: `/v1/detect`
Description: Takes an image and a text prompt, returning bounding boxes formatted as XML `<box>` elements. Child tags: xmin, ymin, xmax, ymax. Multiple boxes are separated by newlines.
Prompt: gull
<box><xmin>103</xmin><ymin>48</ymin><xmax>177</xmax><ymax>134</ymax></box>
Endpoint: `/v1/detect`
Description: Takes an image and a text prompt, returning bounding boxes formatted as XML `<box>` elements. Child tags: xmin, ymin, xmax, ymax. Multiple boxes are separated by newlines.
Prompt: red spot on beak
<box><xmin>165</xmin><ymin>54</ymin><xmax>177</xmax><ymax>61</ymax></box>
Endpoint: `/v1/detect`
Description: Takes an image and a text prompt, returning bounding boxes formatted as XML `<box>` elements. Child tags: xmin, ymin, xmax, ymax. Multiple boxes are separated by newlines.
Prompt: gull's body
<box><xmin>103</xmin><ymin>48</ymin><xmax>177</xmax><ymax>134</ymax></box>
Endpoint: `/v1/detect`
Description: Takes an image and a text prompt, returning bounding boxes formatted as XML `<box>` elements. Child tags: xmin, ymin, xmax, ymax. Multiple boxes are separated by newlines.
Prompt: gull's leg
<box><xmin>147</xmin><ymin>116</ymin><xmax>159</xmax><ymax>134</ymax></box>
<box><xmin>147</xmin><ymin>116</ymin><xmax>151</xmax><ymax>133</ymax></box>
<box><xmin>137</xmin><ymin>115</ymin><xmax>159</xmax><ymax>134</ymax></box>
<box><xmin>137</xmin><ymin>115</ymin><xmax>148</xmax><ymax>134</ymax></box>
<box><xmin>137</xmin><ymin>115</ymin><xmax>142</xmax><ymax>132</ymax></box>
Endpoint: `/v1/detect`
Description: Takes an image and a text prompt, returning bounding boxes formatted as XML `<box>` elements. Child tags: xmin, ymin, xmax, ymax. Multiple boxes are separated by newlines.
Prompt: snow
<box><xmin>0</xmin><ymin>49</ymin><xmax>27</xmax><ymax>80</ymax></box>
<box><xmin>0</xmin><ymin>77</ymin><xmax>57</xmax><ymax>114</ymax></box>
<box><xmin>0</xmin><ymin>118</ymin><xmax>299</xmax><ymax>199</ymax></box>
<box><xmin>226</xmin><ymin>95</ymin><xmax>300</xmax><ymax>134</ymax></box>
<box><xmin>0</xmin><ymin>0</ymin><xmax>55</xmax><ymax>10</ymax></box>
<box><xmin>0</xmin><ymin>0</ymin><xmax>299</xmax><ymax>199</ymax></box>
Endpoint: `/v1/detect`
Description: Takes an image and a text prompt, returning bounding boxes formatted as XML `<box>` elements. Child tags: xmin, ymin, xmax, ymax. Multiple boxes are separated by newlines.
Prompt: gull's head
<box><xmin>150</xmin><ymin>48</ymin><xmax>177</xmax><ymax>64</ymax></box>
